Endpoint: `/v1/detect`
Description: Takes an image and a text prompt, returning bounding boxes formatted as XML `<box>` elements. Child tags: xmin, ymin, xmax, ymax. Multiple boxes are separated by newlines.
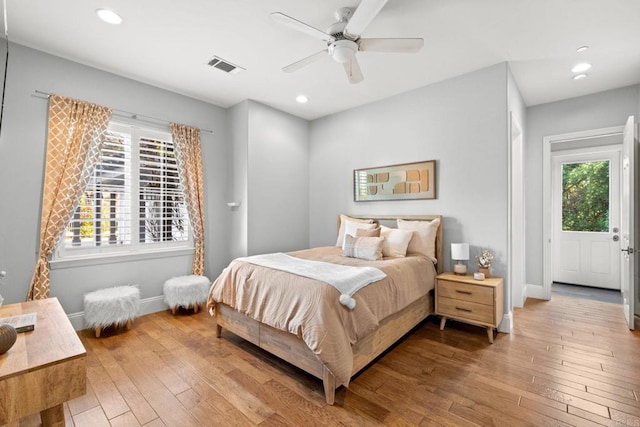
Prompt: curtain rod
<box><xmin>33</xmin><ymin>90</ymin><xmax>214</xmax><ymax>134</ymax></box>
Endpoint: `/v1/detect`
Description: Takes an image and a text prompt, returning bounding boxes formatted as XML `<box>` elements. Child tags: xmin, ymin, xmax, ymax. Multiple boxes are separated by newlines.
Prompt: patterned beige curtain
<box><xmin>27</xmin><ymin>95</ymin><xmax>112</xmax><ymax>300</ymax></box>
<box><xmin>170</xmin><ymin>123</ymin><xmax>206</xmax><ymax>275</ymax></box>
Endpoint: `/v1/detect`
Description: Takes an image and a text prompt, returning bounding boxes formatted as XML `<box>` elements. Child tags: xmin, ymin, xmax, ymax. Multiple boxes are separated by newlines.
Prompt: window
<box><xmin>561</xmin><ymin>160</ymin><xmax>610</xmax><ymax>232</ymax></box>
<box><xmin>56</xmin><ymin>122</ymin><xmax>191</xmax><ymax>259</ymax></box>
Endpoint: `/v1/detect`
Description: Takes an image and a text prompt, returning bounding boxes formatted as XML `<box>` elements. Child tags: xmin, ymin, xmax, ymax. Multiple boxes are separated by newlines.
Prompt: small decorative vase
<box><xmin>479</xmin><ymin>266</ymin><xmax>490</xmax><ymax>278</ymax></box>
<box><xmin>0</xmin><ymin>323</ymin><xmax>17</xmax><ymax>355</ymax></box>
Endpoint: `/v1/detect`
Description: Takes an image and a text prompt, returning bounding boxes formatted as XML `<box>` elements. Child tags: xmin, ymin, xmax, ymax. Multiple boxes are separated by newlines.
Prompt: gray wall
<box><xmin>0</xmin><ymin>43</ymin><xmax>230</xmax><ymax>315</ymax></box>
<box><xmin>524</xmin><ymin>85</ymin><xmax>640</xmax><ymax>294</ymax></box>
<box><xmin>309</xmin><ymin>63</ymin><xmax>509</xmax><ymax>282</ymax></box>
<box><xmin>228</xmin><ymin>100</ymin><xmax>310</xmax><ymax>257</ymax></box>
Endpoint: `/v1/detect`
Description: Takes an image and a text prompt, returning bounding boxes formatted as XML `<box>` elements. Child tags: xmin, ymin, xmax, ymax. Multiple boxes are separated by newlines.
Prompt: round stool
<box><xmin>84</xmin><ymin>285</ymin><xmax>140</xmax><ymax>338</ymax></box>
<box><xmin>163</xmin><ymin>275</ymin><xmax>210</xmax><ymax>315</ymax></box>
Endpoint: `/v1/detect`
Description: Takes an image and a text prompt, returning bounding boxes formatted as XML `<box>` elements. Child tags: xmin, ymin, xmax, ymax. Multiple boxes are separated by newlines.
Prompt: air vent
<box><xmin>207</xmin><ymin>55</ymin><xmax>245</xmax><ymax>74</ymax></box>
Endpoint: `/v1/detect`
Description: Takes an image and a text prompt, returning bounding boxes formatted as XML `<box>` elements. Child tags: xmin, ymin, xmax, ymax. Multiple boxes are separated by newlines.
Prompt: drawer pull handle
<box><xmin>455</xmin><ymin>306</ymin><xmax>472</xmax><ymax>313</ymax></box>
<box><xmin>456</xmin><ymin>290</ymin><xmax>472</xmax><ymax>295</ymax></box>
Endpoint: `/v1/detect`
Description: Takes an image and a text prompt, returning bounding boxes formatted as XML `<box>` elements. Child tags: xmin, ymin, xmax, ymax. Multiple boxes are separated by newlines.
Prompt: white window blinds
<box><xmin>58</xmin><ymin>122</ymin><xmax>191</xmax><ymax>258</ymax></box>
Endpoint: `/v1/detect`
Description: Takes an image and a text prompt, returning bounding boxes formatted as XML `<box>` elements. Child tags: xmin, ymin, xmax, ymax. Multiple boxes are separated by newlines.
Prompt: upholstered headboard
<box><xmin>337</xmin><ymin>214</ymin><xmax>444</xmax><ymax>274</ymax></box>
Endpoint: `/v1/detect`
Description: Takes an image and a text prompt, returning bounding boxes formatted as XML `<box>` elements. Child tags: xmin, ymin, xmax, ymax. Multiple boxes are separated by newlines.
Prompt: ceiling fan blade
<box><xmin>283</xmin><ymin>49</ymin><xmax>328</xmax><ymax>73</ymax></box>
<box><xmin>344</xmin><ymin>0</ymin><xmax>389</xmax><ymax>39</ymax></box>
<box><xmin>343</xmin><ymin>58</ymin><xmax>364</xmax><ymax>84</ymax></box>
<box><xmin>359</xmin><ymin>38</ymin><xmax>424</xmax><ymax>53</ymax></box>
<box><xmin>270</xmin><ymin>12</ymin><xmax>335</xmax><ymax>42</ymax></box>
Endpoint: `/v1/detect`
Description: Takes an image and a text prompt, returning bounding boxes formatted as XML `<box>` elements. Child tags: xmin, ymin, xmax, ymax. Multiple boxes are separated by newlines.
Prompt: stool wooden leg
<box><xmin>95</xmin><ymin>326</ymin><xmax>102</xmax><ymax>338</ymax></box>
<box><xmin>125</xmin><ymin>320</ymin><xmax>132</xmax><ymax>331</ymax></box>
<box><xmin>171</xmin><ymin>306</ymin><xmax>177</xmax><ymax>315</ymax></box>
<box><xmin>193</xmin><ymin>304</ymin><xmax>199</xmax><ymax>314</ymax></box>
<box><xmin>216</xmin><ymin>325</ymin><xmax>222</xmax><ymax>338</ymax></box>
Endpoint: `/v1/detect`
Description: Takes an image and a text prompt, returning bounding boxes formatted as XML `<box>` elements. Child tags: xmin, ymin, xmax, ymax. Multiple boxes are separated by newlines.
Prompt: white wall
<box><xmin>0</xmin><ymin>43</ymin><xmax>230</xmax><ymax>316</ymax></box>
<box><xmin>228</xmin><ymin>100</ymin><xmax>310</xmax><ymax>257</ymax></box>
<box><xmin>524</xmin><ymin>85</ymin><xmax>640</xmax><ymax>296</ymax></box>
<box><xmin>228</xmin><ymin>101</ymin><xmax>249</xmax><ymax>260</ymax></box>
<box><xmin>309</xmin><ymin>63</ymin><xmax>509</xmax><ymax>284</ymax></box>
<box><xmin>507</xmin><ymin>66</ymin><xmax>527</xmax><ymax>309</ymax></box>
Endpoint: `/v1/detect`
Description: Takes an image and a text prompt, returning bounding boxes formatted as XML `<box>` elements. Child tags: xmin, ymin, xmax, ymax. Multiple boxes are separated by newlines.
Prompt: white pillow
<box><xmin>343</xmin><ymin>234</ymin><xmax>384</xmax><ymax>261</ymax></box>
<box><xmin>336</xmin><ymin>215</ymin><xmax>375</xmax><ymax>247</ymax></box>
<box><xmin>397</xmin><ymin>218</ymin><xmax>440</xmax><ymax>262</ymax></box>
<box><xmin>380</xmin><ymin>226</ymin><xmax>413</xmax><ymax>258</ymax></box>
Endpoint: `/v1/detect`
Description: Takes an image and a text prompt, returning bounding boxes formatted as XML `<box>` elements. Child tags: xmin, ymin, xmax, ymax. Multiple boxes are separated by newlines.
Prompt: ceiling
<box><xmin>6</xmin><ymin>0</ymin><xmax>640</xmax><ymax>120</ymax></box>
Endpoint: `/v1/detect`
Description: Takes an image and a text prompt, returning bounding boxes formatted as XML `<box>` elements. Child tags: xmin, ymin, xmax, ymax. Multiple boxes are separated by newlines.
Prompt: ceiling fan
<box><xmin>271</xmin><ymin>0</ymin><xmax>424</xmax><ymax>84</ymax></box>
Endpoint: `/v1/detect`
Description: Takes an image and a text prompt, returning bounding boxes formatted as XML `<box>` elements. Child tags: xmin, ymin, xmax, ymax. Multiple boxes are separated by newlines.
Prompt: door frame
<box><xmin>508</xmin><ymin>114</ymin><xmax>525</xmax><ymax>310</ymax></box>
<box><xmin>541</xmin><ymin>125</ymin><xmax>624</xmax><ymax>300</ymax></box>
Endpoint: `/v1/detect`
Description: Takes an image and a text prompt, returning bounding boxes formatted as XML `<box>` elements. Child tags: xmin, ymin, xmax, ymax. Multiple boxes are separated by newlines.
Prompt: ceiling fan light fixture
<box><xmin>296</xmin><ymin>95</ymin><xmax>309</xmax><ymax>104</ymax></box>
<box><xmin>96</xmin><ymin>8</ymin><xmax>123</xmax><ymax>25</ymax></box>
<box><xmin>329</xmin><ymin>40</ymin><xmax>358</xmax><ymax>64</ymax></box>
<box><xmin>571</xmin><ymin>62</ymin><xmax>591</xmax><ymax>73</ymax></box>
<box><xmin>576</xmin><ymin>45</ymin><xmax>589</xmax><ymax>53</ymax></box>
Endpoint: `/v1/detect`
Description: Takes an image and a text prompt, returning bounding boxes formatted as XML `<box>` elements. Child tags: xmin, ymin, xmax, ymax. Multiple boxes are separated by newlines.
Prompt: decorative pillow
<box><xmin>380</xmin><ymin>226</ymin><xmax>413</xmax><ymax>258</ymax></box>
<box><xmin>336</xmin><ymin>215</ymin><xmax>375</xmax><ymax>247</ymax></box>
<box><xmin>397</xmin><ymin>218</ymin><xmax>440</xmax><ymax>262</ymax></box>
<box><xmin>356</xmin><ymin>227</ymin><xmax>381</xmax><ymax>237</ymax></box>
<box><xmin>343</xmin><ymin>234</ymin><xmax>384</xmax><ymax>261</ymax></box>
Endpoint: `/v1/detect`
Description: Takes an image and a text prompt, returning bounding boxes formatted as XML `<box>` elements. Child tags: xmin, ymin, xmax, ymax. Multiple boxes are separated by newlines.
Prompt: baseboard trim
<box><xmin>498</xmin><ymin>311</ymin><xmax>513</xmax><ymax>333</ymax></box>
<box><xmin>634</xmin><ymin>315</ymin><xmax>640</xmax><ymax>331</ymax></box>
<box><xmin>525</xmin><ymin>283</ymin><xmax>548</xmax><ymax>300</ymax></box>
<box><xmin>68</xmin><ymin>295</ymin><xmax>167</xmax><ymax>331</ymax></box>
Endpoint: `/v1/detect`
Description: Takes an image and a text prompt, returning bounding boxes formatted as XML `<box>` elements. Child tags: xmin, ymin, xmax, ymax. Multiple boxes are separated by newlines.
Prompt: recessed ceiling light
<box><xmin>576</xmin><ymin>46</ymin><xmax>589</xmax><ymax>53</ymax></box>
<box><xmin>571</xmin><ymin>63</ymin><xmax>591</xmax><ymax>73</ymax></box>
<box><xmin>96</xmin><ymin>9</ymin><xmax>123</xmax><ymax>25</ymax></box>
<box><xmin>296</xmin><ymin>95</ymin><xmax>308</xmax><ymax>104</ymax></box>
<box><xmin>573</xmin><ymin>74</ymin><xmax>588</xmax><ymax>81</ymax></box>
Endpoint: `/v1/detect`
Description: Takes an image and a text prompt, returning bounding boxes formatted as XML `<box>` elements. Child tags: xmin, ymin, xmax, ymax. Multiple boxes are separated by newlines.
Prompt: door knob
<box><xmin>613</xmin><ymin>235</ymin><xmax>619</xmax><ymax>241</ymax></box>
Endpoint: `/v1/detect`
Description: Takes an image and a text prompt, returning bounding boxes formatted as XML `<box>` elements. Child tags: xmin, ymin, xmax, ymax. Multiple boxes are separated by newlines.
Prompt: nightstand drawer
<box><xmin>437</xmin><ymin>296</ymin><xmax>494</xmax><ymax>325</ymax></box>
<box><xmin>437</xmin><ymin>280</ymin><xmax>494</xmax><ymax>305</ymax></box>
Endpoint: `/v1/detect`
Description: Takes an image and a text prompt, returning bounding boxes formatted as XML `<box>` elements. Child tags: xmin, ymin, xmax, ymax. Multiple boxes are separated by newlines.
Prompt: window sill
<box><xmin>50</xmin><ymin>247</ymin><xmax>195</xmax><ymax>270</ymax></box>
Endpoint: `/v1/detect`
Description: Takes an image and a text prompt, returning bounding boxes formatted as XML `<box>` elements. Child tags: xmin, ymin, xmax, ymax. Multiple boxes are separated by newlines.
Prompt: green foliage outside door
<box><xmin>562</xmin><ymin>160</ymin><xmax>610</xmax><ymax>232</ymax></box>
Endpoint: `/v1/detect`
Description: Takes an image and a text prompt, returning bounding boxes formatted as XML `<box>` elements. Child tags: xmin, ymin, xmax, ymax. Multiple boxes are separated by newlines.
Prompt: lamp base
<box><xmin>453</xmin><ymin>264</ymin><xmax>467</xmax><ymax>275</ymax></box>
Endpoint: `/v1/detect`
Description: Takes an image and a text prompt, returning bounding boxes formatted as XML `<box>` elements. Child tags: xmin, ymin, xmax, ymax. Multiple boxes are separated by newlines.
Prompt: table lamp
<box><xmin>451</xmin><ymin>243</ymin><xmax>469</xmax><ymax>275</ymax></box>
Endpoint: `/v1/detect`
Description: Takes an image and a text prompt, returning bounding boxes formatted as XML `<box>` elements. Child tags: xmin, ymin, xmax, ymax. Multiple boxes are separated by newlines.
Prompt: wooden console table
<box><xmin>0</xmin><ymin>298</ymin><xmax>86</xmax><ymax>426</ymax></box>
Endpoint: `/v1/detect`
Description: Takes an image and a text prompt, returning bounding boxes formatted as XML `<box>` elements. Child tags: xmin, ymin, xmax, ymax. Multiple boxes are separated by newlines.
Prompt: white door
<box><xmin>552</xmin><ymin>148</ymin><xmax>621</xmax><ymax>289</ymax></box>
<box><xmin>621</xmin><ymin>116</ymin><xmax>636</xmax><ymax>330</ymax></box>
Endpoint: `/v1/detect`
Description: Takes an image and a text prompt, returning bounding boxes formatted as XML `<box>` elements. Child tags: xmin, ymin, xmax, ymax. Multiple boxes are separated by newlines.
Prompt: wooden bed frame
<box><xmin>214</xmin><ymin>214</ymin><xmax>444</xmax><ymax>404</ymax></box>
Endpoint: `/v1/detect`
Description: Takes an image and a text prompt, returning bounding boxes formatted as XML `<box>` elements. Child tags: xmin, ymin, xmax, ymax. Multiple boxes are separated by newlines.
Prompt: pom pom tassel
<box><xmin>339</xmin><ymin>294</ymin><xmax>356</xmax><ymax>310</ymax></box>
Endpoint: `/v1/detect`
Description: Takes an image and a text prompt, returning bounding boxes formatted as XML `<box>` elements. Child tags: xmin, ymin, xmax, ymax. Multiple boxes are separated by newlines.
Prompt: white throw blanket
<box><xmin>237</xmin><ymin>252</ymin><xmax>387</xmax><ymax>309</ymax></box>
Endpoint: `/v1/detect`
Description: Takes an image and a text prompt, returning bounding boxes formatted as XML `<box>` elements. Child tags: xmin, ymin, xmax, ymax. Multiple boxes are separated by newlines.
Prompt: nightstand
<box><xmin>435</xmin><ymin>273</ymin><xmax>504</xmax><ymax>343</ymax></box>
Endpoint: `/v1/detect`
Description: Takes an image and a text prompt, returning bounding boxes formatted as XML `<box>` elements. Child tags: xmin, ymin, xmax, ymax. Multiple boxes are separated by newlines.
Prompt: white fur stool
<box><xmin>163</xmin><ymin>275</ymin><xmax>210</xmax><ymax>315</ymax></box>
<box><xmin>84</xmin><ymin>285</ymin><xmax>140</xmax><ymax>338</ymax></box>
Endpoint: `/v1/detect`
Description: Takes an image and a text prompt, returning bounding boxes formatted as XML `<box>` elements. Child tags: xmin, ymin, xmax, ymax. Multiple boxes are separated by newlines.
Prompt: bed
<box><xmin>207</xmin><ymin>214</ymin><xmax>443</xmax><ymax>404</ymax></box>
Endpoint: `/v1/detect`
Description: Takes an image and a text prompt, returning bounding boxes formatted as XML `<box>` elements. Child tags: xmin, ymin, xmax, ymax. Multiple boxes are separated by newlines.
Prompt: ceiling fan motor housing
<box><xmin>329</xmin><ymin>39</ymin><xmax>358</xmax><ymax>63</ymax></box>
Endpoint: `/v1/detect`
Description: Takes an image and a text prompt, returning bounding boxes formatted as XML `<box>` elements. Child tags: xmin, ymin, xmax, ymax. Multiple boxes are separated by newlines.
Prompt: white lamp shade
<box><xmin>451</xmin><ymin>243</ymin><xmax>469</xmax><ymax>261</ymax></box>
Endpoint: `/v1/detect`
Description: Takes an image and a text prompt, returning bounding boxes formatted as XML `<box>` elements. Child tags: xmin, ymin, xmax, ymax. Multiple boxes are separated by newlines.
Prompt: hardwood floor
<box><xmin>8</xmin><ymin>295</ymin><xmax>640</xmax><ymax>426</ymax></box>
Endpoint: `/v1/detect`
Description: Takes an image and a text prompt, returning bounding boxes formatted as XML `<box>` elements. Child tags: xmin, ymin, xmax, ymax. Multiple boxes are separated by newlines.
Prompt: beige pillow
<box><xmin>356</xmin><ymin>227</ymin><xmax>381</xmax><ymax>237</ymax></box>
<box><xmin>397</xmin><ymin>218</ymin><xmax>440</xmax><ymax>262</ymax></box>
<box><xmin>343</xmin><ymin>234</ymin><xmax>384</xmax><ymax>261</ymax></box>
<box><xmin>336</xmin><ymin>215</ymin><xmax>375</xmax><ymax>247</ymax></box>
<box><xmin>380</xmin><ymin>226</ymin><xmax>413</xmax><ymax>258</ymax></box>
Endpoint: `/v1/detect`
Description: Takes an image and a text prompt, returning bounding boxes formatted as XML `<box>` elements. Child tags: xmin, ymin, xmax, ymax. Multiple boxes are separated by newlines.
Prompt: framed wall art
<box><xmin>354</xmin><ymin>160</ymin><xmax>436</xmax><ymax>201</ymax></box>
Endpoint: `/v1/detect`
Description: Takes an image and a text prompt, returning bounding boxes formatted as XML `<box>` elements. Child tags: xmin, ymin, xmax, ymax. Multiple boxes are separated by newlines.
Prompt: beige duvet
<box><xmin>207</xmin><ymin>246</ymin><xmax>436</xmax><ymax>386</ymax></box>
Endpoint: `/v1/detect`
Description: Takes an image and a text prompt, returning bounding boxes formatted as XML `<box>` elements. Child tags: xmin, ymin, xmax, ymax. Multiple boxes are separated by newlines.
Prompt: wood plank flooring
<box><xmin>6</xmin><ymin>294</ymin><xmax>640</xmax><ymax>426</ymax></box>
